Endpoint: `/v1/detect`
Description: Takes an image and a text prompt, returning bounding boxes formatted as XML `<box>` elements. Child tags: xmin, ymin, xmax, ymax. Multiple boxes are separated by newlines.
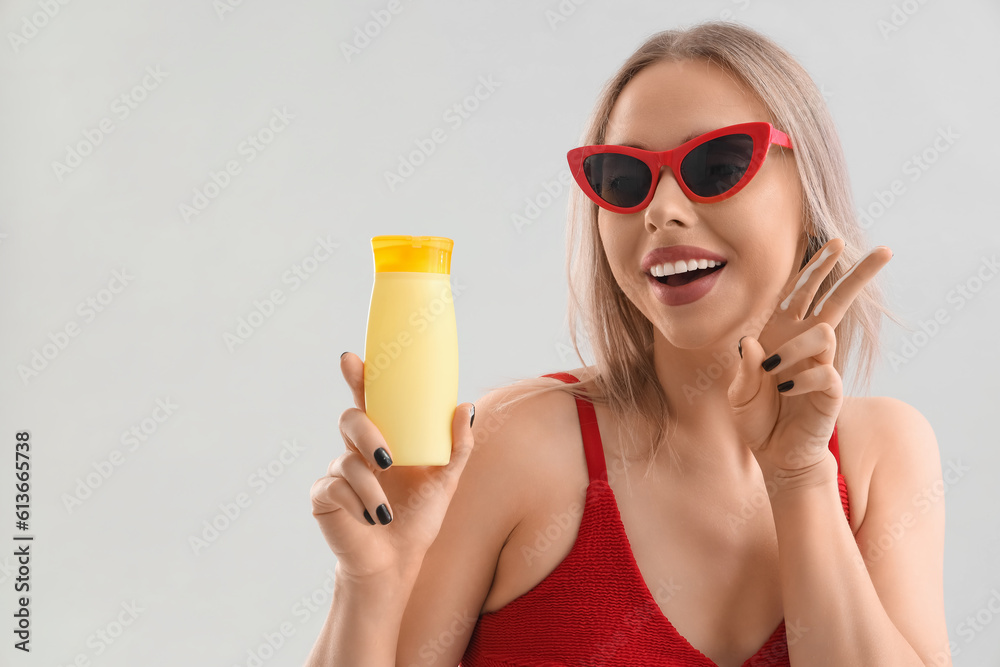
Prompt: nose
<box><xmin>644</xmin><ymin>165</ymin><xmax>694</xmax><ymax>228</ymax></box>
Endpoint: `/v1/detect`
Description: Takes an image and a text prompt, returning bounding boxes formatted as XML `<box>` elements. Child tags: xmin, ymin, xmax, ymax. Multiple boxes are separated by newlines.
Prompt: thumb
<box><xmin>442</xmin><ymin>402</ymin><xmax>477</xmax><ymax>478</ymax></box>
<box><xmin>728</xmin><ymin>335</ymin><xmax>767</xmax><ymax>410</ymax></box>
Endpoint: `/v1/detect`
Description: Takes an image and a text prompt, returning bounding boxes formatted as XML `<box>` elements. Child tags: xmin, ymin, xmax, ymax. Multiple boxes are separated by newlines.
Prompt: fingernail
<box><xmin>761</xmin><ymin>354</ymin><xmax>781</xmax><ymax>372</ymax></box>
<box><xmin>363</xmin><ymin>508</ymin><xmax>376</xmax><ymax>525</ymax></box>
<box><xmin>738</xmin><ymin>336</ymin><xmax>746</xmax><ymax>359</ymax></box>
<box><xmin>777</xmin><ymin>380</ymin><xmax>794</xmax><ymax>393</ymax></box>
<box><xmin>340</xmin><ymin>351</ymin><xmax>349</xmax><ymax>360</ymax></box>
<box><xmin>469</xmin><ymin>404</ymin><xmax>476</xmax><ymax>428</ymax></box>
<box><xmin>374</xmin><ymin>447</ymin><xmax>392</xmax><ymax>469</ymax></box>
<box><xmin>376</xmin><ymin>504</ymin><xmax>392</xmax><ymax>525</ymax></box>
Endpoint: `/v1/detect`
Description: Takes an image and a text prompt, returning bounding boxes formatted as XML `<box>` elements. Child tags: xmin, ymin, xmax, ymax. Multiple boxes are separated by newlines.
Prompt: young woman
<box><xmin>306</xmin><ymin>21</ymin><xmax>951</xmax><ymax>667</ymax></box>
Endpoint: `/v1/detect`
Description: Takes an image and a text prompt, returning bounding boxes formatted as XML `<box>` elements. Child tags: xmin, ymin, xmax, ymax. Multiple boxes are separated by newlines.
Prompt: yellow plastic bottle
<box><xmin>363</xmin><ymin>235</ymin><xmax>458</xmax><ymax>466</ymax></box>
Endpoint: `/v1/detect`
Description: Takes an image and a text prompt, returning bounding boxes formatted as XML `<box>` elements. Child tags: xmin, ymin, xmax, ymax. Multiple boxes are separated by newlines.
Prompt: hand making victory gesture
<box><xmin>728</xmin><ymin>237</ymin><xmax>893</xmax><ymax>483</ymax></box>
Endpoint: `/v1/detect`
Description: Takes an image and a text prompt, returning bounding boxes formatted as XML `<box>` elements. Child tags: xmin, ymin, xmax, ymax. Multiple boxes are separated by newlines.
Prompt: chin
<box><xmin>652</xmin><ymin>319</ymin><xmax>736</xmax><ymax>352</ymax></box>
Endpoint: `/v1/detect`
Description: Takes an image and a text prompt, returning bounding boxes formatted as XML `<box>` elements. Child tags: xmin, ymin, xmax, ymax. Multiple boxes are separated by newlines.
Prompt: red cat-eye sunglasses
<box><xmin>567</xmin><ymin>121</ymin><xmax>794</xmax><ymax>213</ymax></box>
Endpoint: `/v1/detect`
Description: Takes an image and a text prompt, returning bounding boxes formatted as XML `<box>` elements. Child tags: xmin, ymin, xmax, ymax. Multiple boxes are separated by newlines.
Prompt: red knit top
<box><xmin>461</xmin><ymin>371</ymin><xmax>851</xmax><ymax>666</ymax></box>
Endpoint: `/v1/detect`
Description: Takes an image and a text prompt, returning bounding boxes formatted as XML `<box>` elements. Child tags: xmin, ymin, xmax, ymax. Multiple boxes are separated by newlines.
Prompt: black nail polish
<box><xmin>363</xmin><ymin>508</ymin><xmax>376</xmax><ymax>525</ymax></box>
<box><xmin>738</xmin><ymin>336</ymin><xmax>746</xmax><ymax>359</ymax></box>
<box><xmin>469</xmin><ymin>404</ymin><xmax>476</xmax><ymax>428</ymax></box>
<box><xmin>340</xmin><ymin>351</ymin><xmax>349</xmax><ymax>360</ymax></box>
<box><xmin>777</xmin><ymin>380</ymin><xmax>794</xmax><ymax>393</ymax></box>
<box><xmin>376</xmin><ymin>504</ymin><xmax>392</xmax><ymax>525</ymax></box>
<box><xmin>374</xmin><ymin>447</ymin><xmax>392</xmax><ymax>469</ymax></box>
<box><xmin>761</xmin><ymin>354</ymin><xmax>781</xmax><ymax>372</ymax></box>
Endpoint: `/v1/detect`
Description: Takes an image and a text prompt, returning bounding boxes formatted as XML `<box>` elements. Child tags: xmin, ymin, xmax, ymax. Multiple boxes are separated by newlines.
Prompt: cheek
<box><xmin>762</xmin><ymin>156</ymin><xmax>803</xmax><ymax>221</ymax></box>
<box><xmin>597</xmin><ymin>219</ymin><xmax>625</xmax><ymax>273</ymax></box>
<box><xmin>733</xmin><ymin>168</ymin><xmax>804</xmax><ymax>250</ymax></box>
<box><xmin>598</xmin><ymin>219</ymin><xmax>644</xmax><ymax>297</ymax></box>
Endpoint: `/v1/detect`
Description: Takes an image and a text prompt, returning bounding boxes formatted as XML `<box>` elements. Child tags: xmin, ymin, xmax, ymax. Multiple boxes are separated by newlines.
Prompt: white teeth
<box><xmin>650</xmin><ymin>259</ymin><xmax>723</xmax><ymax>276</ymax></box>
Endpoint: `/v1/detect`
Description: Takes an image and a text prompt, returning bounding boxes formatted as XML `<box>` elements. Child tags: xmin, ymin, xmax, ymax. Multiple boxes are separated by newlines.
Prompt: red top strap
<box><xmin>542</xmin><ymin>372</ymin><xmax>608</xmax><ymax>483</ymax></box>
<box><xmin>830</xmin><ymin>421</ymin><xmax>841</xmax><ymax>474</ymax></box>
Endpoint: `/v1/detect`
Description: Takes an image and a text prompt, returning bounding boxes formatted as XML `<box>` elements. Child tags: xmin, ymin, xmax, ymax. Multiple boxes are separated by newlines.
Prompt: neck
<box><xmin>646</xmin><ymin>328</ymin><xmax>757</xmax><ymax>476</ymax></box>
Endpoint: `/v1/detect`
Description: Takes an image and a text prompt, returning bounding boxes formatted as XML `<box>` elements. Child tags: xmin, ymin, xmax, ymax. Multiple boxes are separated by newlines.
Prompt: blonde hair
<box><xmin>487</xmin><ymin>20</ymin><xmax>904</xmax><ymax>484</ymax></box>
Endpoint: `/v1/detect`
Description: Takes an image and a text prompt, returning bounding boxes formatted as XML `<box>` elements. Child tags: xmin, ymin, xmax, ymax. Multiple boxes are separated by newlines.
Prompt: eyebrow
<box><xmin>614</xmin><ymin>129</ymin><xmax>710</xmax><ymax>149</ymax></box>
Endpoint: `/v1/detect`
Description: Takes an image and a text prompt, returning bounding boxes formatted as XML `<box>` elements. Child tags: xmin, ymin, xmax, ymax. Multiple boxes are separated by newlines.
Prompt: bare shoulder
<box><xmin>837</xmin><ymin>395</ymin><xmax>941</xmax><ymax>534</ymax></box>
<box><xmin>466</xmin><ymin>371</ymin><xmax>588</xmax><ymax>494</ymax></box>
<box><xmin>840</xmin><ymin>395</ymin><xmax>938</xmax><ymax>462</ymax></box>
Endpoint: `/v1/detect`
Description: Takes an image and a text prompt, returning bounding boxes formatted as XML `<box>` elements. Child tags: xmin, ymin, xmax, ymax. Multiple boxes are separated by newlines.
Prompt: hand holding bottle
<box><xmin>309</xmin><ymin>352</ymin><xmax>476</xmax><ymax>583</ymax></box>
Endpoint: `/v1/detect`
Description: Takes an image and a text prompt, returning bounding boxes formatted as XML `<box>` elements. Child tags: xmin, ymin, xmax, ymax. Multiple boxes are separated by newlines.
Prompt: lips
<box><xmin>647</xmin><ymin>262</ymin><xmax>725</xmax><ymax>306</ymax></box>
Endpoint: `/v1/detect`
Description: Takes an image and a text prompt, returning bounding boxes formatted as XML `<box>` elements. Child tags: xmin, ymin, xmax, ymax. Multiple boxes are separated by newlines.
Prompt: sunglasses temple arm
<box><xmin>770</xmin><ymin>126</ymin><xmax>793</xmax><ymax>149</ymax></box>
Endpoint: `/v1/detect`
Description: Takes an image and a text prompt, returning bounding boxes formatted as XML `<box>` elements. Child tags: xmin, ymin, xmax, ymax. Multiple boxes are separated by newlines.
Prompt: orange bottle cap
<box><xmin>371</xmin><ymin>235</ymin><xmax>453</xmax><ymax>274</ymax></box>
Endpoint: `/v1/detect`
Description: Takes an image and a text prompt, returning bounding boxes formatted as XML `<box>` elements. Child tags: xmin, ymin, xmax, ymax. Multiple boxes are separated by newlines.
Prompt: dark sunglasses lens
<box><xmin>680</xmin><ymin>134</ymin><xmax>754</xmax><ymax>197</ymax></box>
<box><xmin>582</xmin><ymin>153</ymin><xmax>651</xmax><ymax>208</ymax></box>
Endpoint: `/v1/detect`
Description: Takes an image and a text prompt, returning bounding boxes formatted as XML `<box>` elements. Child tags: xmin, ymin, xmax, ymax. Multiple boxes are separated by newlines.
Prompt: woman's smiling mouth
<box><xmin>648</xmin><ymin>258</ymin><xmax>727</xmax><ymax>287</ymax></box>
<box><xmin>646</xmin><ymin>261</ymin><xmax>726</xmax><ymax>306</ymax></box>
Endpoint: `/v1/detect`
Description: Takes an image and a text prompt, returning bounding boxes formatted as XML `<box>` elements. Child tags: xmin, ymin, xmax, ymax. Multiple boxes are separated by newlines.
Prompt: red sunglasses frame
<box><xmin>566</xmin><ymin>121</ymin><xmax>794</xmax><ymax>213</ymax></box>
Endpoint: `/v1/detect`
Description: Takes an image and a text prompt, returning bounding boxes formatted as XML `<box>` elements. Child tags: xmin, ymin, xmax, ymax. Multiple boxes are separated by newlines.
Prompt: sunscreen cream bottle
<box><xmin>364</xmin><ymin>235</ymin><xmax>458</xmax><ymax>466</ymax></box>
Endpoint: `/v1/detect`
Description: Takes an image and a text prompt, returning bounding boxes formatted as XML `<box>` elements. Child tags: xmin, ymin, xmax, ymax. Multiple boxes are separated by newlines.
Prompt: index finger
<box><xmin>810</xmin><ymin>246</ymin><xmax>893</xmax><ymax>325</ymax></box>
<box><xmin>340</xmin><ymin>351</ymin><xmax>366</xmax><ymax>411</ymax></box>
<box><xmin>776</xmin><ymin>237</ymin><xmax>845</xmax><ymax>320</ymax></box>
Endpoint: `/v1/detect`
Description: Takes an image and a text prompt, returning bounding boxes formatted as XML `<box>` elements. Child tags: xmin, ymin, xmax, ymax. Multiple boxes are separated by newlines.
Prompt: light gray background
<box><xmin>0</xmin><ymin>0</ymin><xmax>998</xmax><ymax>665</ymax></box>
